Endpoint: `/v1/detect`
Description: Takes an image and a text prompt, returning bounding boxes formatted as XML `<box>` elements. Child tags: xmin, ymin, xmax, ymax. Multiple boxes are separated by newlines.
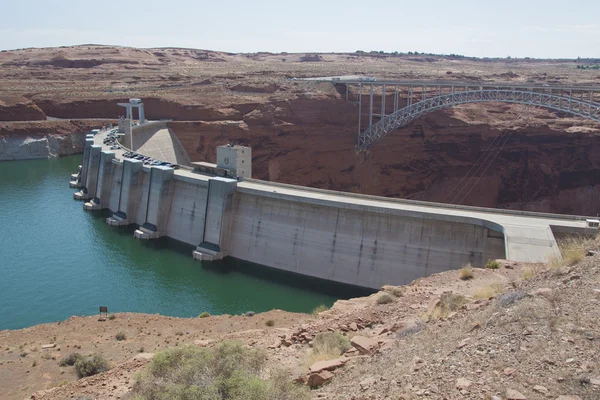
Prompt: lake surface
<box><xmin>0</xmin><ymin>156</ymin><xmax>369</xmax><ymax>330</ymax></box>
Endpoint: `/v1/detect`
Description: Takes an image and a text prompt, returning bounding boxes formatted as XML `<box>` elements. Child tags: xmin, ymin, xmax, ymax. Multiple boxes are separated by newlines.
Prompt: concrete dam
<box><xmin>69</xmin><ymin>107</ymin><xmax>597</xmax><ymax>289</ymax></box>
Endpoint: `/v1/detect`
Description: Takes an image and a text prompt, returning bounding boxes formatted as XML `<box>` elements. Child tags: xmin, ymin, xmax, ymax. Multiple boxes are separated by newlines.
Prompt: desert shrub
<box><xmin>376</xmin><ymin>293</ymin><xmax>394</xmax><ymax>304</ymax></box>
<box><xmin>459</xmin><ymin>265</ymin><xmax>474</xmax><ymax>280</ymax></box>
<box><xmin>550</xmin><ymin>235</ymin><xmax>596</xmax><ymax>268</ymax></box>
<box><xmin>396</xmin><ymin>321</ymin><xmax>426</xmax><ymax>338</ymax></box>
<box><xmin>390</xmin><ymin>287</ymin><xmax>405</xmax><ymax>297</ymax></box>
<box><xmin>74</xmin><ymin>354</ymin><xmax>109</xmax><ymax>378</ymax></box>
<box><xmin>485</xmin><ymin>259</ymin><xmax>501</xmax><ymax>269</ymax></box>
<box><xmin>473</xmin><ymin>282</ymin><xmax>504</xmax><ymax>300</ymax></box>
<box><xmin>107</xmin><ymin>314</ymin><xmax>116</xmax><ymax>320</ymax></box>
<box><xmin>306</xmin><ymin>331</ymin><xmax>351</xmax><ymax>366</ymax></box>
<box><xmin>46</xmin><ymin>380</ymin><xmax>68</xmax><ymax>389</ymax></box>
<box><xmin>428</xmin><ymin>293</ymin><xmax>467</xmax><ymax>320</ymax></box>
<box><xmin>520</xmin><ymin>267</ymin><xmax>536</xmax><ymax>280</ymax></box>
<box><xmin>265</xmin><ymin>319</ymin><xmax>275</xmax><ymax>327</ymax></box>
<box><xmin>115</xmin><ymin>332</ymin><xmax>126</xmax><ymax>341</ymax></box>
<box><xmin>559</xmin><ymin>237</ymin><xmax>587</xmax><ymax>266</ymax></box>
<box><xmin>311</xmin><ymin>304</ymin><xmax>329</xmax><ymax>316</ymax></box>
<box><xmin>133</xmin><ymin>341</ymin><xmax>309</xmax><ymax>400</ymax></box>
<box><xmin>59</xmin><ymin>353</ymin><xmax>83</xmax><ymax>366</ymax></box>
<box><xmin>198</xmin><ymin>312</ymin><xmax>210</xmax><ymax>318</ymax></box>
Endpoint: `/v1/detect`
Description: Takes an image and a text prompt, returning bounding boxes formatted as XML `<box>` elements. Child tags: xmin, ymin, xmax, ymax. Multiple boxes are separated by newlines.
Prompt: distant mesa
<box><xmin>300</xmin><ymin>54</ymin><xmax>325</xmax><ymax>62</ymax></box>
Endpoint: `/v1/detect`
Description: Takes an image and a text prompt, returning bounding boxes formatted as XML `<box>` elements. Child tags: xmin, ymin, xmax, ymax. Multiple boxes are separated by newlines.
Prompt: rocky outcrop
<box><xmin>0</xmin><ymin>133</ymin><xmax>84</xmax><ymax>160</ymax></box>
<box><xmin>0</xmin><ymin>96</ymin><xmax>46</xmax><ymax>121</ymax></box>
<box><xmin>0</xmin><ymin>120</ymin><xmax>115</xmax><ymax>160</ymax></box>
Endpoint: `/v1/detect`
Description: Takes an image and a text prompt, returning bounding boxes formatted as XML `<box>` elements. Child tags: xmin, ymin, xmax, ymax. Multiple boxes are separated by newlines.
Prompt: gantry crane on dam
<box><xmin>298</xmin><ymin>76</ymin><xmax>600</xmax><ymax>150</ymax></box>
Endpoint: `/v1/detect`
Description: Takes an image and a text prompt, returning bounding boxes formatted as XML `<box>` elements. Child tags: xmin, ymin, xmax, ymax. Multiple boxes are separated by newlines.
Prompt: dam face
<box><xmin>72</xmin><ymin>125</ymin><xmax>509</xmax><ymax>289</ymax></box>
<box><xmin>71</xmin><ymin>119</ymin><xmax>594</xmax><ymax>289</ymax></box>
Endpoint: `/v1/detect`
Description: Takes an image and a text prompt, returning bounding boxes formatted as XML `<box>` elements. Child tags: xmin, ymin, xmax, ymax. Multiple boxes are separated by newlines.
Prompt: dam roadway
<box><xmin>70</xmin><ymin>123</ymin><xmax>595</xmax><ymax>289</ymax></box>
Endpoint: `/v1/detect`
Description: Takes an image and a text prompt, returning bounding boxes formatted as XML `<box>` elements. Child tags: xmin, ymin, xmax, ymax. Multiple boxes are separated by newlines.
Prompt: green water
<box><xmin>0</xmin><ymin>156</ymin><xmax>370</xmax><ymax>330</ymax></box>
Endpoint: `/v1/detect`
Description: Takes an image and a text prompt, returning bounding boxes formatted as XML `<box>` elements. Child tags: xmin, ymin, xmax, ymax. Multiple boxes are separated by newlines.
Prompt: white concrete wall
<box><xmin>84</xmin><ymin>145</ymin><xmax>102</xmax><ymax>198</ymax></box>
<box><xmin>226</xmin><ymin>192</ymin><xmax>504</xmax><ymax>288</ymax></box>
<box><xmin>203</xmin><ymin>178</ymin><xmax>237</xmax><ymax>247</ymax></box>
<box><xmin>119</xmin><ymin>159</ymin><xmax>144</xmax><ymax>220</ymax></box>
<box><xmin>108</xmin><ymin>161</ymin><xmax>123</xmax><ymax>213</ymax></box>
<box><xmin>96</xmin><ymin>151</ymin><xmax>115</xmax><ymax>205</ymax></box>
<box><xmin>144</xmin><ymin>167</ymin><xmax>175</xmax><ymax>232</ymax></box>
<box><xmin>165</xmin><ymin>180</ymin><xmax>209</xmax><ymax>244</ymax></box>
<box><xmin>79</xmin><ymin>138</ymin><xmax>94</xmax><ymax>187</ymax></box>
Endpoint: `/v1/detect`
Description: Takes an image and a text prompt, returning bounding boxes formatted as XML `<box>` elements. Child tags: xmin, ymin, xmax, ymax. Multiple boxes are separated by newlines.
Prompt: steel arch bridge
<box><xmin>298</xmin><ymin>77</ymin><xmax>600</xmax><ymax>151</ymax></box>
<box><xmin>357</xmin><ymin>87</ymin><xmax>600</xmax><ymax>150</ymax></box>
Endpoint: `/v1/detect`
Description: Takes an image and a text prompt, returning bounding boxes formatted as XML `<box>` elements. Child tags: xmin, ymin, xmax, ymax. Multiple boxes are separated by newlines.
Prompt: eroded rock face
<box><xmin>0</xmin><ymin>133</ymin><xmax>83</xmax><ymax>160</ymax></box>
<box><xmin>0</xmin><ymin>96</ymin><xmax>46</xmax><ymax>121</ymax></box>
<box><xmin>0</xmin><ymin>120</ymin><xmax>114</xmax><ymax>160</ymax></box>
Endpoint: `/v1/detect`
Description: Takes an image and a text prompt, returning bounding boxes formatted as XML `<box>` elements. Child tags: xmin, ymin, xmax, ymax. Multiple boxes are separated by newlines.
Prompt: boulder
<box><xmin>308</xmin><ymin>358</ymin><xmax>346</xmax><ymax>373</ymax></box>
<box><xmin>351</xmin><ymin>335</ymin><xmax>379</xmax><ymax>355</ymax></box>
<box><xmin>307</xmin><ymin>370</ymin><xmax>333</xmax><ymax>387</ymax></box>
<box><xmin>506</xmin><ymin>389</ymin><xmax>527</xmax><ymax>399</ymax></box>
<box><xmin>456</xmin><ymin>378</ymin><xmax>472</xmax><ymax>389</ymax></box>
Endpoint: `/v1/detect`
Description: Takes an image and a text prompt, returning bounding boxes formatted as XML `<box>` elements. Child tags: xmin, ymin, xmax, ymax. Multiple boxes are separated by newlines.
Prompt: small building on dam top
<box><xmin>67</xmin><ymin>100</ymin><xmax>598</xmax><ymax>290</ymax></box>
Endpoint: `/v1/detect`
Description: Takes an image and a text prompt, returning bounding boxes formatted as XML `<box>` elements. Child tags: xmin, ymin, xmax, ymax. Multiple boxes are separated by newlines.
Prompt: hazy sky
<box><xmin>1</xmin><ymin>0</ymin><xmax>599</xmax><ymax>58</ymax></box>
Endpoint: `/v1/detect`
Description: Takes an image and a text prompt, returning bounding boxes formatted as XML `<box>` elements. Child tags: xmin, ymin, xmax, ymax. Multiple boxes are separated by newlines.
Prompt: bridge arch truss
<box><xmin>325</xmin><ymin>79</ymin><xmax>600</xmax><ymax>151</ymax></box>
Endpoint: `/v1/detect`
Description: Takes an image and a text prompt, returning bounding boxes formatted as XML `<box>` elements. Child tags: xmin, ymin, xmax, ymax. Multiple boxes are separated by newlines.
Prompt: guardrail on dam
<box><xmin>68</xmin><ymin>123</ymin><xmax>597</xmax><ymax>290</ymax></box>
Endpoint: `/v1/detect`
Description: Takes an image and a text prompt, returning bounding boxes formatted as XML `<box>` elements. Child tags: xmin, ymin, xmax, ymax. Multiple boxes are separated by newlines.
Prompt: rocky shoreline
<box><xmin>0</xmin><ymin>132</ymin><xmax>84</xmax><ymax>161</ymax></box>
<box><xmin>0</xmin><ymin>120</ymin><xmax>115</xmax><ymax>161</ymax></box>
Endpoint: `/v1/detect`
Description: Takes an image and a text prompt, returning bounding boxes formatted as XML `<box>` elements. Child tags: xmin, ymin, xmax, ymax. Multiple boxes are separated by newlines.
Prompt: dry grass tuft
<box><xmin>549</xmin><ymin>235</ymin><xmax>599</xmax><ymax>269</ymax></box>
<box><xmin>311</xmin><ymin>304</ymin><xmax>329</xmax><ymax>316</ymax></box>
<box><xmin>459</xmin><ymin>264</ymin><xmax>474</xmax><ymax>280</ymax></box>
<box><xmin>427</xmin><ymin>293</ymin><xmax>467</xmax><ymax>320</ymax></box>
<box><xmin>485</xmin><ymin>259</ymin><xmax>501</xmax><ymax>269</ymax></box>
<box><xmin>376</xmin><ymin>293</ymin><xmax>394</xmax><ymax>304</ymax></box>
<box><xmin>305</xmin><ymin>331</ymin><xmax>351</xmax><ymax>367</ymax></box>
<box><xmin>520</xmin><ymin>267</ymin><xmax>537</xmax><ymax>281</ymax></box>
<box><xmin>473</xmin><ymin>282</ymin><xmax>504</xmax><ymax>300</ymax></box>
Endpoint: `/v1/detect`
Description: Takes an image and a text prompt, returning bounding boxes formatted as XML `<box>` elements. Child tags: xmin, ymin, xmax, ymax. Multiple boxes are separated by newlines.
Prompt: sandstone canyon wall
<box><xmin>0</xmin><ymin>120</ymin><xmax>115</xmax><ymax>160</ymax></box>
<box><xmin>168</xmin><ymin>96</ymin><xmax>600</xmax><ymax>216</ymax></box>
